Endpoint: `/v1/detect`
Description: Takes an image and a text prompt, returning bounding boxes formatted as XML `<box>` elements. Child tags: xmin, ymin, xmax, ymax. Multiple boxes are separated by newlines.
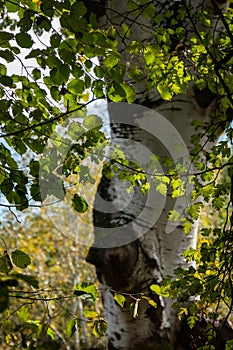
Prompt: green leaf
<box><xmin>187</xmin><ymin>202</ymin><xmax>202</xmax><ymax>220</ymax></box>
<box><xmin>15</xmin><ymin>32</ymin><xmax>33</xmax><ymax>48</ymax></box>
<box><xmin>83</xmin><ymin>114</ymin><xmax>103</xmax><ymax>130</ymax></box>
<box><xmin>0</xmin><ymin>49</ymin><xmax>14</xmax><ymax>62</ymax></box>
<box><xmin>0</xmin><ymin>253</ymin><xmax>13</xmax><ymax>274</ymax></box>
<box><xmin>103</xmin><ymin>53</ymin><xmax>120</xmax><ymax>68</ymax></box>
<box><xmin>29</xmin><ymin>159</ymin><xmax>40</xmax><ymax>177</ymax></box>
<box><xmin>177</xmin><ymin>307</ymin><xmax>188</xmax><ymax>320</ymax></box>
<box><xmin>155</xmin><ymin>182</ymin><xmax>167</xmax><ymax>196</ymax></box>
<box><xmin>17</xmin><ymin>305</ymin><xmax>30</xmax><ymax>322</ymax></box>
<box><xmin>142</xmin><ymin>296</ymin><xmax>157</xmax><ymax>308</ymax></box>
<box><xmin>0</xmin><ymin>63</ymin><xmax>6</xmax><ymax>75</ymax></box>
<box><xmin>51</xmin><ymin>64</ymin><xmax>70</xmax><ymax>85</ymax></box>
<box><xmin>114</xmin><ymin>293</ymin><xmax>126</xmax><ymax>308</ymax></box>
<box><xmin>30</xmin><ymin>182</ymin><xmax>42</xmax><ymax>202</ymax></box>
<box><xmin>71</xmin><ymin>1</ymin><xmax>87</xmax><ymax>17</ymax></box>
<box><xmin>67</xmin><ymin>79</ymin><xmax>85</xmax><ymax>94</ymax></box>
<box><xmin>73</xmin><ymin>65</ymin><xmax>83</xmax><ymax>79</ymax></box>
<box><xmin>66</xmin><ymin>319</ymin><xmax>77</xmax><ymax>337</ymax></box>
<box><xmin>121</xmin><ymin>83</ymin><xmax>136</xmax><ymax>103</ymax></box>
<box><xmin>25</xmin><ymin>48</ymin><xmax>41</xmax><ymax>59</ymax></box>
<box><xmin>94</xmin><ymin>66</ymin><xmax>104</xmax><ymax>79</ymax></box>
<box><xmin>36</xmin><ymin>15</ymin><xmax>51</xmax><ymax>31</ymax></box>
<box><xmin>47</xmin><ymin>327</ymin><xmax>55</xmax><ymax>340</ymax></box>
<box><xmin>5</xmin><ymin>0</ymin><xmax>18</xmax><ymax>12</ymax></box>
<box><xmin>141</xmin><ymin>3</ymin><xmax>155</xmax><ymax>18</ymax></box>
<box><xmin>68</xmin><ymin>122</ymin><xmax>85</xmax><ymax>139</ymax></box>
<box><xmin>74</xmin><ymin>282</ymin><xmax>98</xmax><ymax>301</ymax></box>
<box><xmin>181</xmin><ymin>218</ymin><xmax>193</xmax><ymax>235</ymax></box>
<box><xmin>59</xmin><ymin>48</ymin><xmax>75</xmax><ymax>65</ymax></box>
<box><xmin>93</xmin><ymin>319</ymin><xmax>107</xmax><ymax>338</ymax></box>
<box><xmin>150</xmin><ymin>284</ymin><xmax>170</xmax><ymax>297</ymax></box>
<box><xmin>0</xmin><ymin>31</ymin><xmax>14</xmax><ymax>44</ymax></box>
<box><xmin>83</xmin><ymin>310</ymin><xmax>99</xmax><ymax>318</ymax></box>
<box><xmin>187</xmin><ymin>315</ymin><xmax>198</xmax><ymax>329</ymax></box>
<box><xmin>168</xmin><ymin>210</ymin><xmax>180</xmax><ymax>222</ymax></box>
<box><xmin>157</xmin><ymin>84</ymin><xmax>173</xmax><ymax>100</ymax></box>
<box><xmin>32</xmin><ymin>68</ymin><xmax>41</xmax><ymax>80</ymax></box>
<box><xmin>0</xmin><ymin>75</ymin><xmax>13</xmax><ymax>87</ymax></box>
<box><xmin>108</xmin><ymin>82</ymin><xmax>126</xmax><ymax>102</ymax></box>
<box><xmin>226</xmin><ymin>339</ymin><xmax>233</xmax><ymax>350</ymax></box>
<box><xmin>72</xmin><ymin>194</ymin><xmax>88</xmax><ymax>213</ymax></box>
<box><xmin>121</xmin><ymin>23</ymin><xmax>130</xmax><ymax>38</ymax></box>
<box><xmin>50</xmin><ymin>33</ymin><xmax>61</xmax><ymax>48</ymax></box>
<box><xmin>11</xmin><ymin>250</ymin><xmax>31</xmax><ymax>269</ymax></box>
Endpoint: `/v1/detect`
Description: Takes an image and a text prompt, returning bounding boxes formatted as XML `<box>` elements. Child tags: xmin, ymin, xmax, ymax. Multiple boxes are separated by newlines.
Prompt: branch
<box><xmin>0</xmin><ymin>98</ymin><xmax>103</xmax><ymax>138</ymax></box>
<box><xmin>8</xmin><ymin>293</ymin><xmax>73</xmax><ymax>302</ymax></box>
<box><xmin>210</xmin><ymin>0</ymin><xmax>233</xmax><ymax>47</ymax></box>
<box><xmin>181</xmin><ymin>0</ymin><xmax>233</xmax><ymax>107</ymax></box>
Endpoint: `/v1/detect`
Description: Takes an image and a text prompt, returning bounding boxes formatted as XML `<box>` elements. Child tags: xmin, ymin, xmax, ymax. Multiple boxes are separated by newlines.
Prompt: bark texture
<box><xmin>86</xmin><ymin>1</ymin><xmax>229</xmax><ymax>349</ymax></box>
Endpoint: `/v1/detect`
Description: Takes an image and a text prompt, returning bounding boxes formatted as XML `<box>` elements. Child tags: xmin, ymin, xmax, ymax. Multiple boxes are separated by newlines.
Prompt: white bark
<box><xmin>88</xmin><ymin>93</ymin><xmax>212</xmax><ymax>349</ymax></box>
<box><xmin>86</xmin><ymin>1</ymin><xmax>227</xmax><ymax>349</ymax></box>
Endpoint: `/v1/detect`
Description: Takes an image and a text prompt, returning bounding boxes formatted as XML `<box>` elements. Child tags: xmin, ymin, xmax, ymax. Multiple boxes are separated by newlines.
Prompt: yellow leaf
<box><xmin>178</xmin><ymin>307</ymin><xmax>188</xmax><ymax>320</ymax></box>
<box><xmin>114</xmin><ymin>293</ymin><xmax>126</xmax><ymax>308</ymax></box>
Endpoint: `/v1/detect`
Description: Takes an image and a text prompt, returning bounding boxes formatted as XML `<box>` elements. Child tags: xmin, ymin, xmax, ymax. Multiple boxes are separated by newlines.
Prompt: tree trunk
<box><xmin>86</xmin><ymin>1</ymin><xmax>228</xmax><ymax>349</ymax></box>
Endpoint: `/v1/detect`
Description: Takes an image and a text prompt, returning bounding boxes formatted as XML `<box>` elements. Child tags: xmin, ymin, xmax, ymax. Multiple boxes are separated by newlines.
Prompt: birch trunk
<box><xmin>86</xmin><ymin>1</ymin><xmax>227</xmax><ymax>349</ymax></box>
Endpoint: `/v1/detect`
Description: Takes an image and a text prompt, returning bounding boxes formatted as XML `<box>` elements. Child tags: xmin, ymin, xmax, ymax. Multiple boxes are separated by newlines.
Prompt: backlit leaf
<box><xmin>83</xmin><ymin>114</ymin><xmax>103</xmax><ymax>130</ymax></box>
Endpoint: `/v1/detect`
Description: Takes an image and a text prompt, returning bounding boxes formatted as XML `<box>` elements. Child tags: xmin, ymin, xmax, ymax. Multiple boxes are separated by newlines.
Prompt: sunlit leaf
<box><xmin>150</xmin><ymin>284</ymin><xmax>170</xmax><ymax>297</ymax></box>
<box><xmin>157</xmin><ymin>84</ymin><xmax>173</xmax><ymax>100</ymax></box>
<box><xmin>114</xmin><ymin>293</ymin><xmax>126</xmax><ymax>308</ymax></box>
<box><xmin>168</xmin><ymin>210</ymin><xmax>180</xmax><ymax>222</ymax></box>
<box><xmin>17</xmin><ymin>305</ymin><xmax>30</xmax><ymax>322</ymax></box>
<box><xmin>142</xmin><ymin>296</ymin><xmax>157</xmax><ymax>308</ymax></box>
<box><xmin>66</xmin><ymin>319</ymin><xmax>77</xmax><ymax>337</ymax></box>
<box><xmin>187</xmin><ymin>315</ymin><xmax>198</xmax><ymax>329</ymax></box>
<box><xmin>74</xmin><ymin>282</ymin><xmax>98</xmax><ymax>301</ymax></box>
<box><xmin>83</xmin><ymin>310</ymin><xmax>99</xmax><ymax>318</ymax></box>
<box><xmin>93</xmin><ymin>319</ymin><xmax>107</xmax><ymax>338</ymax></box>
